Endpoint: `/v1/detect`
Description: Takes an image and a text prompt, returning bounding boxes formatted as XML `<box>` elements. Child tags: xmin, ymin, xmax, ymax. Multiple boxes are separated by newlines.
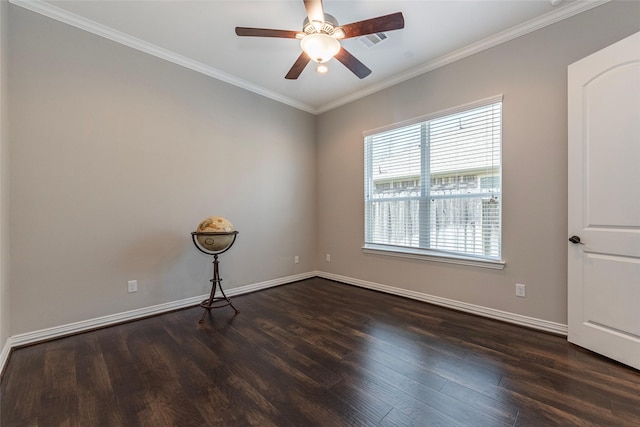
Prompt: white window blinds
<box><xmin>364</xmin><ymin>98</ymin><xmax>502</xmax><ymax>261</ymax></box>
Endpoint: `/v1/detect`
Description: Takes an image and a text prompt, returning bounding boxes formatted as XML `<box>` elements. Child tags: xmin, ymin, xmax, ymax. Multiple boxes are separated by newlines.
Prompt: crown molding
<box><xmin>9</xmin><ymin>0</ymin><xmax>318</xmax><ymax>114</ymax></box>
<box><xmin>315</xmin><ymin>0</ymin><xmax>611</xmax><ymax>114</ymax></box>
<box><xmin>11</xmin><ymin>0</ymin><xmax>609</xmax><ymax>115</ymax></box>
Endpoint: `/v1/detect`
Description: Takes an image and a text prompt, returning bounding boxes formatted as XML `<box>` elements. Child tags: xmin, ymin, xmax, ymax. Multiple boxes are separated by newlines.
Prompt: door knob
<box><xmin>568</xmin><ymin>235</ymin><xmax>584</xmax><ymax>244</ymax></box>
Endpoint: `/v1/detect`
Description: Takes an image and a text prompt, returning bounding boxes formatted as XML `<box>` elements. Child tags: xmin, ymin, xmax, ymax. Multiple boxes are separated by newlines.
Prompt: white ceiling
<box><xmin>12</xmin><ymin>0</ymin><xmax>607</xmax><ymax>114</ymax></box>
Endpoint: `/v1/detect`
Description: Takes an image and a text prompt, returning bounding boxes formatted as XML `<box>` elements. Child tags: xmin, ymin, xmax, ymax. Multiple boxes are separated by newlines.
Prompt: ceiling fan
<box><xmin>235</xmin><ymin>0</ymin><xmax>405</xmax><ymax>80</ymax></box>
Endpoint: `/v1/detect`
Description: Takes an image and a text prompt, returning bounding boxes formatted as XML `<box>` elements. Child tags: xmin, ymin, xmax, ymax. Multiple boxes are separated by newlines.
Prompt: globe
<box><xmin>196</xmin><ymin>216</ymin><xmax>235</xmax><ymax>252</ymax></box>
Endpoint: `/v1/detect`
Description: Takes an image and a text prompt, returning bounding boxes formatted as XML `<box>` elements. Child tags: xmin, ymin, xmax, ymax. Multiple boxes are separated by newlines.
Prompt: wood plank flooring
<box><xmin>2</xmin><ymin>277</ymin><xmax>639</xmax><ymax>426</ymax></box>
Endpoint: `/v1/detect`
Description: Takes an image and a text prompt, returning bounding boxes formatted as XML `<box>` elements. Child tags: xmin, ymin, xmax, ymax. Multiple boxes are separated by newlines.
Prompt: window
<box><xmin>364</xmin><ymin>97</ymin><xmax>502</xmax><ymax>266</ymax></box>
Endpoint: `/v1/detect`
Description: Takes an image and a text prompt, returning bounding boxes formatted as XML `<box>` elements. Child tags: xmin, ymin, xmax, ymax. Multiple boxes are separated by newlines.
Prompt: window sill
<box><xmin>362</xmin><ymin>244</ymin><xmax>506</xmax><ymax>270</ymax></box>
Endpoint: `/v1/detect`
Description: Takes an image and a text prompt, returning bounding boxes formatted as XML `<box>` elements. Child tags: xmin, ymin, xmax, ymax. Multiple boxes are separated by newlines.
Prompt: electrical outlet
<box><xmin>515</xmin><ymin>283</ymin><xmax>526</xmax><ymax>298</ymax></box>
<box><xmin>326</xmin><ymin>254</ymin><xmax>331</xmax><ymax>262</ymax></box>
<box><xmin>128</xmin><ymin>280</ymin><xmax>138</xmax><ymax>293</ymax></box>
<box><xmin>294</xmin><ymin>255</ymin><xmax>299</xmax><ymax>264</ymax></box>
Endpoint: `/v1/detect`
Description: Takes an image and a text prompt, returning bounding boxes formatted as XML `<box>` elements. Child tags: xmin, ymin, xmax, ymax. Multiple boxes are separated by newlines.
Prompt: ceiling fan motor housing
<box><xmin>303</xmin><ymin>14</ymin><xmax>340</xmax><ymax>36</ymax></box>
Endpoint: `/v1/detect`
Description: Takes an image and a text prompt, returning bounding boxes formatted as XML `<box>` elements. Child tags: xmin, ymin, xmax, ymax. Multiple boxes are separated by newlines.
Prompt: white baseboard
<box><xmin>1</xmin><ymin>270</ymin><xmax>567</xmax><ymax>376</ymax></box>
<box><xmin>2</xmin><ymin>271</ymin><xmax>316</xmax><ymax>373</ymax></box>
<box><xmin>0</xmin><ymin>338</ymin><xmax>11</xmax><ymax>376</ymax></box>
<box><xmin>316</xmin><ymin>271</ymin><xmax>568</xmax><ymax>336</ymax></box>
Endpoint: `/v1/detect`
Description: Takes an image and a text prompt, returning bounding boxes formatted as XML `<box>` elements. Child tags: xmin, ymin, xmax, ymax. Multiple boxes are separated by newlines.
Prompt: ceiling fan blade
<box><xmin>304</xmin><ymin>0</ymin><xmax>325</xmax><ymax>25</ymax></box>
<box><xmin>334</xmin><ymin>48</ymin><xmax>372</xmax><ymax>79</ymax></box>
<box><xmin>285</xmin><ymin>52</ymin><xmax>311</xmax><ymax>80</ymax></box>
<box><xmin>235</xmin><ymin>27</ymin><xmax>300</xmax><ymax>39</ymax></box>
<box><xmin>339</xmin><ymin>12</ymin><xmax>405</xmax><ymax>39</ymax></box>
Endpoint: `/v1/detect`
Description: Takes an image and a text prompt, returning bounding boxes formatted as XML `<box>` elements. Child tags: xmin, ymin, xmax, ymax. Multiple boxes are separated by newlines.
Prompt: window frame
<box><xmin>363</xmin><ymin>95</ymin><xmax>505</xmax><ymax>270</ymax></box>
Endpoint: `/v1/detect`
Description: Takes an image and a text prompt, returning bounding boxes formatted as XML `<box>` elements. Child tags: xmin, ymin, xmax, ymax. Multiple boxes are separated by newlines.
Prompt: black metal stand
<box><xmin>191</xmin><ymin>231</ymin><xmax>239</xmax><ymax>323</ymax></box>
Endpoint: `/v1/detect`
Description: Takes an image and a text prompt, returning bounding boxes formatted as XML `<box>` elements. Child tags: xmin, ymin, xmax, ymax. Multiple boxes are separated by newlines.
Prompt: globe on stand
<box><xmin>191</xmin><ymin>216</ymin><xmax>239</xmax><ymax>322</ymax></box>
<box><xmin>195</xmin><ymin>216</ymin><xmax>235</xmax><ymax>252</ymax></box>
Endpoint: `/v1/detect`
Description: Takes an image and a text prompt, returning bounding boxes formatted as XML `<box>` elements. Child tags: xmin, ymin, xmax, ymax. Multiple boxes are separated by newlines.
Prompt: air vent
<box><xmin>358</xmin><ymin>32</ymin><xmax>388</xmax><ymax>48</ymax></box>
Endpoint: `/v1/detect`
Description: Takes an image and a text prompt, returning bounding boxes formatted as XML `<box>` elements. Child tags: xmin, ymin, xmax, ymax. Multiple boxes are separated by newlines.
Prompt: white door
<box><xmin>568</xmin><ymin>31</ymin><xmax>640</xmax><ymax>370</ymax></box>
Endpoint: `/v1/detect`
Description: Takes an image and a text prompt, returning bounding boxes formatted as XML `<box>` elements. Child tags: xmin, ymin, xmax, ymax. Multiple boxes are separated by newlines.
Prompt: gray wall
<box><xmin>1</xmin><ymin>0</ymin><xmax>9</xmax><ymax>348</ymax></box>
<box><xmin>5</xmin><ymin>1</ymin><xmax>639</xmax><ymax>339</ymax></box>
<box><xmin>8</xmin><ymin>5</ymin><xmax>317</xmax><ymax>335</ymax></box>
<box><xmin>316</xmin><ymin>1</ymin><xmax>640</xmax><ymax>325</ymax></box>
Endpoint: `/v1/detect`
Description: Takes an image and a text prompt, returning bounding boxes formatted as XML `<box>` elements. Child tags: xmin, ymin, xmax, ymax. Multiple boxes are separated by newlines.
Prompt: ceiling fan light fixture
<box><xmin>235</xmin><ymin>2</ymin><xmax>405</xmax><ymax>80</ymax></box>
<box><xmin>316</xmin><ymin>64</ymin><xmax>329</xmax><ymax>74</ymax></box>
<box><xmin>300</xmin><ymin>33</ymin><xmax>340</xmax><ymax>63</ymax></box>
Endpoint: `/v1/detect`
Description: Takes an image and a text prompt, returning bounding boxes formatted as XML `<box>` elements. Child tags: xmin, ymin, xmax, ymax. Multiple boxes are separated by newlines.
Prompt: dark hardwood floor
<box><xmin>2</xmin><ymin>277</ymin><xmax>639</xmax><ymax>426</ymax></box>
